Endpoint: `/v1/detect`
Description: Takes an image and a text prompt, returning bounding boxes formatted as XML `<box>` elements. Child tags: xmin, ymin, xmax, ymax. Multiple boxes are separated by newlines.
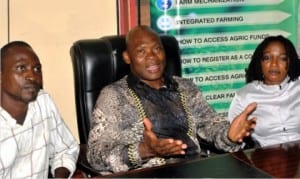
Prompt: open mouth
<box><xmin>147</xmin><ymin>64</ymin><xmax>160</xmax><ymax>73</ymax></box>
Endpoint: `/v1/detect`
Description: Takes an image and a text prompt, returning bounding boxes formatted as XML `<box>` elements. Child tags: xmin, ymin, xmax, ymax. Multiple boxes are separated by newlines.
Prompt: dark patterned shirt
<box><xmin>127</xmin><ymin>73</ymin><xmax>198</xmax><ymax>156</ymax></box>
<box><xmin>87</xmin><ymin>74</ymin><xmax>241</xmax><ymax>174</ymax></box>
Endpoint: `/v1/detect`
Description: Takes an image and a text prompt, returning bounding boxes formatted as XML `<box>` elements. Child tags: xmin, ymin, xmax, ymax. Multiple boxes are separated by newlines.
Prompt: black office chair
<box><xmin>70</xmin><ymin>34</ymin><xmax>182</xmax><ymax>176</ymax></box>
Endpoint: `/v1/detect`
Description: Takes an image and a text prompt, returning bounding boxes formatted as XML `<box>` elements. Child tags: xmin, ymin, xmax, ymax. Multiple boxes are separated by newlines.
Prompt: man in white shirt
<box><xmin>0</xmin><ymin>41</ymin><xmax>79</xmax><ymax>178</ymax></box>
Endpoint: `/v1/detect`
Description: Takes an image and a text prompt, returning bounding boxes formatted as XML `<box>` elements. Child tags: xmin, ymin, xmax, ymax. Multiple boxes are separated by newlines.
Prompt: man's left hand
<box><xmin>228</xmin><ymin>102</ymin><xmax>257</xmax><ymax>143</ymax></box>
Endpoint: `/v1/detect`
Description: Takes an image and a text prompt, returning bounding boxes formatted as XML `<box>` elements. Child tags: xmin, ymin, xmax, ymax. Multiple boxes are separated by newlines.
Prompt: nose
<box><xmin>146</xmin><ymin>49</ymin><xmax>155</xmax><ymax>60</ymax></box>
<box><xmin>25</xmin><ymin>69</ymin><xmax>36</xmax><ymax>81</ymax></box>
<box><xmin>270</xmin><ymin>57</ymin><xmax>279</xmax><ymax>66</ymax></box>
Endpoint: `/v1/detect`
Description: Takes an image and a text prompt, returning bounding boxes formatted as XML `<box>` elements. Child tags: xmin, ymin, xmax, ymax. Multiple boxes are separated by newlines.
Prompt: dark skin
<box><xmin>261</xmin><ymin>41</ymin><xmax>289</xmax><ymax>85</ymax></box>
<box><xmin>0</xmin><ymin>45</ymin><xmax>70</xmax><ymax>178</ymax></box>
<box><xmin>1</xmin><ymin>45</ymin><xmax>43</xmax><ymax>124</ymax></box>
<box><xmin>123</xmin><ymin>26</ymin><xmax>257</xmax><ymax>159</ymax></box>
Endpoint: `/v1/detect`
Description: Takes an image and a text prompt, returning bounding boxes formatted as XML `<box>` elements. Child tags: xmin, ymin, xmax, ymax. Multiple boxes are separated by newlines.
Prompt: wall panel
<box><xmin>1</xmin><ymin>0</ymin><xmax>117</xmax><ymax>141</ymax></box>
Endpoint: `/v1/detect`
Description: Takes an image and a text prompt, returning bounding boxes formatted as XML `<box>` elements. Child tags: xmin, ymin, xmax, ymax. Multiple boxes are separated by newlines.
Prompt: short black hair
<box><xmin>125</xmin><ymin>25</ymin><xmax>162</xmax><ymax>49</ymax></box>
<box><xmin>245</xmin><ymin>35</ymin><xmax>300</xmax><ymax>83</ymax></box>
<box><xmin>1</xmin><ymin>41</ymin><xmax>32</xmax><ymax>59</ymax></box>
<box><xmin>1</xmin><ymin>41</ymin><xmax>32</xmax><ymax>71</ymax></box>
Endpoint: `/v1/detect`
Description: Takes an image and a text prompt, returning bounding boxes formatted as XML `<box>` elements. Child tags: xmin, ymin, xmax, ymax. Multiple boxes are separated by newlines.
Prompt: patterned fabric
<box><xmin>0</xmin><ymin>90</ymin><xmax>79</xmax><ymax>179</ymax></box>
<box><xmin>127</xmin><ymin>73</ymin><xmax>198</xmax><ymax>156</ymax></box>
<box><xmin>228</xmin><ymin>76</ymin><xmax>300</xmax><ymax>147</ymax></box>
<box><xmin>87</xmin><ymin>75</ymin><xmax>241</xmax><ymax>174</ymax></box>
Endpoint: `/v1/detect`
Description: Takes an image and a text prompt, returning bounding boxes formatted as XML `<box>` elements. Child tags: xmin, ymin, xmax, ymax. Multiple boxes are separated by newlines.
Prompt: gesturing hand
<box><xmin>138</xmin><ymin>118</ymin><xmax>187</xmax><ymax>159</ymax></box>
<box><xmin>228</xmin><ymin>102</ymin><xmax>257</xmax><ymax>143</ymax></box>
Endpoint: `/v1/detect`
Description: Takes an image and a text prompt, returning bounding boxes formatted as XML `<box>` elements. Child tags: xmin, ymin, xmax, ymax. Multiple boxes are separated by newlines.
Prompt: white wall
<box><xmin>0</xmin><ymin>0</ymin><xmax>117</xmax><ymax>141</ymax></box>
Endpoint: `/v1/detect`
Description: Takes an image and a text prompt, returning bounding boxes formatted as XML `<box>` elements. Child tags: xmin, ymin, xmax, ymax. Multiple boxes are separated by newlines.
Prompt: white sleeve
<box><xmin>46</xmin><ymin>95</ymin><xmax>79</xmax><ymax>177</ymax></box>
<box><xmin>227</xmin><ymin>93</ymin><xmax>245</xmax><ymax>123</ymax></box>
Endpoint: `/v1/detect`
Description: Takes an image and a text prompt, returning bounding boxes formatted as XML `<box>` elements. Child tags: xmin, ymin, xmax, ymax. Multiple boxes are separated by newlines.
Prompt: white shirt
<box><xmin>0</xmin><ymin>90</ymin><xmax>79</xmax><ymax>179</ymax></box>
<box><xmin>228</xmin><ymin>77</ymin><xmax>300</xmax><ymax>147</ymax></box>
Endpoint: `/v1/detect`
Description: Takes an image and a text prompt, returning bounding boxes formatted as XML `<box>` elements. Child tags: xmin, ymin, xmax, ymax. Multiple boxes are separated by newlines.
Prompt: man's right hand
<box><xmin>138</xmin><ymin>118</ymin><xmax>187</xmax><ymax>159</ymax></box>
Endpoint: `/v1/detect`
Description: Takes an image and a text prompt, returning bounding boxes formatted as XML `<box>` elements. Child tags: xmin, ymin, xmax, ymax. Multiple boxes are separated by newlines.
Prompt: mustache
<box><xmin>23</xmin><ymin>81</ymin><xmax>42</xmax><ymax>90</ymax></box>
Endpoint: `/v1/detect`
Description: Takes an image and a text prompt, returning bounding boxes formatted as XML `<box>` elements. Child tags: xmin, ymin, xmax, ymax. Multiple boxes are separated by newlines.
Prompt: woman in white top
<box><xmin>228</xmin><ymin>35</ymin><xmax>300</xmax><ymax>147</ymax></box>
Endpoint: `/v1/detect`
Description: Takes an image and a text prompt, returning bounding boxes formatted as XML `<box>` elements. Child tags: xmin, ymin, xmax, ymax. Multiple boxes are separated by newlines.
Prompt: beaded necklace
<box><xmin>127</xmin><ymin>86</ymin><xmax>194</xmax><ymax>166</ymax></box>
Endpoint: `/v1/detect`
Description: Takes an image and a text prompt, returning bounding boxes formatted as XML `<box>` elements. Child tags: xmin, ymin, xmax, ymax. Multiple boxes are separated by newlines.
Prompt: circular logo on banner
<box><xmin>157</xmin><ymin>15</ymin><xmax>174</xmax><ymax>31</ymax></box>
<box><xmin>156</xmin><ymin>0</ymin><xmax>172</xmax><ymax>10</ymax></box>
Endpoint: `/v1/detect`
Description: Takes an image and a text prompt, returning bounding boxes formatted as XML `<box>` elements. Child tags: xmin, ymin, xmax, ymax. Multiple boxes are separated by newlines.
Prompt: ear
<box><xmin>122</xmin><ymin>51</ymin><xmax>131</xmax><ymax>64</ymax></box>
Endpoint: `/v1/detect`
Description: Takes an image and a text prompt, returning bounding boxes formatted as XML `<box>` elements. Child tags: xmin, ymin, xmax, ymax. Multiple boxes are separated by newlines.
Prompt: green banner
<box><xmin>150</xmin><ymin>0</ymin><xmax>299</xmax><ymax>117</ymax></box>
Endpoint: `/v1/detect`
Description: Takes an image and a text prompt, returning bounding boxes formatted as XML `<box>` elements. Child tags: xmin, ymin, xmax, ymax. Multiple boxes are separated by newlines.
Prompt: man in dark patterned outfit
<box><xmin>87</xmin><ymin>25</ymin><xmax>257</xmax><ymax>175</ymax></box>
